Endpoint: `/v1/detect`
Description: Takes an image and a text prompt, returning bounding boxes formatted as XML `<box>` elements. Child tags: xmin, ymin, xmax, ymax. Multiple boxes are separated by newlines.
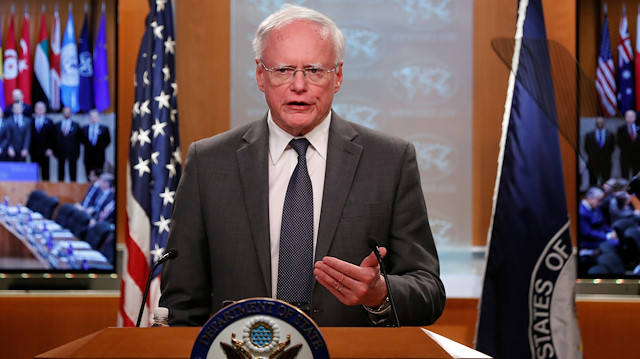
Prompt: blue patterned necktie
<box><xmin>277</xmin><ymin>138</ymin><xmax>314</xmax><ymax>303</ymax></box>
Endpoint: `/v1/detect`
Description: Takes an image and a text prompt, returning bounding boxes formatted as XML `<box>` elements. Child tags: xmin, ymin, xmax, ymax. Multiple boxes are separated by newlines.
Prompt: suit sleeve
<box><xmin>22</xmin><ymin>119</ymin><xmax>31</xmax><ymax>151</ymax></box>
<box><xmin>160</xmin><ymin>141</ymin><xmax>213</xmax><ymax>326</ymax></box>
<box><xmin>385</xmin><ymin>141</ymin><xmax>446</xmax><ymax>326</ymax></box>
<box><xmin>102</xmin><ymin>126</ymin><xmax>111</xmax><ymax>148</ymax></box>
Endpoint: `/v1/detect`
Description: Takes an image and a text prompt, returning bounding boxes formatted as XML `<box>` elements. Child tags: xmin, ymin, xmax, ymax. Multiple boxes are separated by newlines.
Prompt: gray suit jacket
<box><xmin>160</xmin><ymin>113</ymin><xmax>445</xmax><ymax>327</ymax></box>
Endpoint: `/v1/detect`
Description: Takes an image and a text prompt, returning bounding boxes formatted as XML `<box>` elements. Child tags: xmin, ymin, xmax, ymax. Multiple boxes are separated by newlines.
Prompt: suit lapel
<box><xmin>315</xmin><ymin>115</ymin><xmax>362</xmax><ymax>260</ymax></box>
<box><xmin>236</xmin><ymin>118</ymin><xmax>272</xmax><ymax>295</ymax></box>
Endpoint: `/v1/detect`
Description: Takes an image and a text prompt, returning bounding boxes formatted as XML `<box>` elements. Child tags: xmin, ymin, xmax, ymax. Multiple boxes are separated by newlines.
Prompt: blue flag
<box><xmin>120</xmin><ymin>0</ymin><xmax>181</xmax><ymax>326</ymax></box>
<box><xmin>94</xmin><ymin>8</ymin><xmax>110</xmax><ymax>112</ymax></box>
<box><xmin>475</xmin><ymin>0</ymin><xmax>582</xmax><ymax>358</ymax></box>
<box><xmin>78</xmin><ymin>11</ymin><xmax>93</xmax><ymax>113</ymax></box>
<box><xmin>61</xmin><ymin>9</ymin><xmax>79</xmax><ymax>113</ymax></box>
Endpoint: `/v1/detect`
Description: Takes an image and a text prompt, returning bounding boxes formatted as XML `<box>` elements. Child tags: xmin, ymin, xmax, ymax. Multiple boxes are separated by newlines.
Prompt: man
<box><xmin>4</xmin><ymin>89</ymin><xmax>33</xmax><ymax>118</ymax></box>
<box><xmin>584</xmin><ymin>117</ymin><xmax>615</xmax><ymax>186</ymax></box>
<box><xmin>53</xmin><ymin>107</ymin><xmax>81</xmax><ymax>182</ymax></box>
<box><xmin>80</xmin><ymin>109</ymin><xmax>111</xmax><ymax>179</ymax></box>
<box><xmin>88</xmin><ymin>172</ymin><xmax>115</xmax><ymax>225</ymax></box>
<box><xmin>579</xmin><ymin>187</ymin><xmax>618</xmax><ymax>249</ymax></box>
<box><xmin>30</xmin><ymin>102</ymin><xmax>56</xmax><ymax>180</ymax></box>
<box><xmin>617</xmin><ymin>109</ymin><xmax>640</xmax><ymax>179</ymax></box>
<box><xmin>160</xmin><ymin>5</ymin><xmax>445</xmax><ymax>327</ymax></box>
<box><xmin>6</xmin><ymin>102</ymin><xmax>32</xmax><ymax>162</ymax></box>
<box><xmin>75</xmin><ymin>168</ymin><xmax>103</xmax><ymax>212</ymax></box>
<box><xmin>579</xmin><ymin>187</ymin><xmax>624</xmax><ymax>275</ymax></box>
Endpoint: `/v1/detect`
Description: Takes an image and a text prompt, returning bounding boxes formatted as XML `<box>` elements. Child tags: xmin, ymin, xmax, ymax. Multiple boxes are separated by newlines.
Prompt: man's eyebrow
<box><xmin>271</xmin><ymin>62</ymin><xmax>324</xmax><ymax>68</ymax></box>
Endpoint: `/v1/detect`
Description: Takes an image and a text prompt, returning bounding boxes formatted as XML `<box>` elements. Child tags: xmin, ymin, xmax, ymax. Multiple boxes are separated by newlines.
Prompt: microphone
<box><xmin>136</xmin><ymin>248</ymin><xmax>179</xmax><ymax>327</ymax></box>
<box><xmin>367</xmin><ymin>237</ymin><xmax>400</xmax><ymax>327</ymax></box>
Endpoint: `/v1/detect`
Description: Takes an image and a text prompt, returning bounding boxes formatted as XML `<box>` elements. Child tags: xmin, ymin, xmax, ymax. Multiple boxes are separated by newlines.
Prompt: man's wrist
<box><xmin>363</xmin><ymin>296</ymin><xmax>391</xmax><ymax>316</ymax></box>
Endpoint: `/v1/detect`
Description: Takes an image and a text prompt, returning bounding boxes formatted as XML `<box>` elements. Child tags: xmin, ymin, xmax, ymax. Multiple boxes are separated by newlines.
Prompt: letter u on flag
<box><xmin>475</xmin><ymin>0</ymin><xmax>582</xmax><ymax>358</ymax></box>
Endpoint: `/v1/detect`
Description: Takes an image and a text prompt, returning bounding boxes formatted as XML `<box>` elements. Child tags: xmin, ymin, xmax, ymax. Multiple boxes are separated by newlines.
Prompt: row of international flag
<box><xmin>0</xmin><ymin>3</ymin><xmax>110</xmax><ymax>114</ymax></box>
<box><xmin>597</xmin><ymin>4</ymin><xmax>640</xmax><ymax>116</ymax></box>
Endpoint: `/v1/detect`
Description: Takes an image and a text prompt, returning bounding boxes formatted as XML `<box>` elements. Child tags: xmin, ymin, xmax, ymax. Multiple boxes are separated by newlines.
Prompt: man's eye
<box><xmin>276</xmin><ymin>68</ymin><xmax>293</xmax><ymax>74</ymax></box>
<box><xmin>306</xmin><ymin>68</ymin><xmax>321</xmax><ymax>74</ymax></box>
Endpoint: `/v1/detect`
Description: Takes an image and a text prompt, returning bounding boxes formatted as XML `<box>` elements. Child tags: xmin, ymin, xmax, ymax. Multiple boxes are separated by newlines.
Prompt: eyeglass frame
<box><xmin>259</xmin><ymin>59</ymin><xmax>341</xmax><ymax>85</ymax></box>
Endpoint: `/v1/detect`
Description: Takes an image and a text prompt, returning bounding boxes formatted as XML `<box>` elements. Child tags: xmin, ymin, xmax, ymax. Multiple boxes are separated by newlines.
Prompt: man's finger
<box><xmin>361</xmin><ymin>247</ymin><xmax>387</xmax><ymax>267</ymax></box>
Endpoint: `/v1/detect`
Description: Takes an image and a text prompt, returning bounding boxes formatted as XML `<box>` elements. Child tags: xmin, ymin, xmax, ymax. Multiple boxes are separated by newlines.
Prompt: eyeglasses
<box><xmin>260</xmin><ymin>60</ymin><xmax>339</xmax><ymax>85</ymax></box>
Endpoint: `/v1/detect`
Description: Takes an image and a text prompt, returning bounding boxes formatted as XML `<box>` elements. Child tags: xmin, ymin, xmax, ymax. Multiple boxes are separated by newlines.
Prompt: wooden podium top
<box><xmin>36</xmin><ymin>327</ymin><xmax>456</xmax><ymax>359</ymax></box>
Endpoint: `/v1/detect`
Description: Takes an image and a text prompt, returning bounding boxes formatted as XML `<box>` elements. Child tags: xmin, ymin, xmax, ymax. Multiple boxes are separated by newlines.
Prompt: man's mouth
<box><xmin>288</xmin><ymin>101</ymin><xmax>310</xmax><ymax>106</ymax></box>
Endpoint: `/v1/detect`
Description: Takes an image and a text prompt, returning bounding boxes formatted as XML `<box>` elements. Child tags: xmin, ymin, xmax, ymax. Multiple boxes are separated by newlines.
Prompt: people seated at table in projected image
<box><xmin>88</xmin><ymin>173</ymin><xmax>115</xmax><ymax>227</ymax></box>
<box><xmin>579</xmin><ymin>187</ymin><xmax>619</xmax><ymax>250</ymax></box>
<box><xmin>608</xmin><ymin>191</ymin><xmax>640</xmax><ymax>224</ymax></box>
<box><xmin>75</xmin><ymin>168</ymin><xmax>103</xmax><ymax>212</ymax></box>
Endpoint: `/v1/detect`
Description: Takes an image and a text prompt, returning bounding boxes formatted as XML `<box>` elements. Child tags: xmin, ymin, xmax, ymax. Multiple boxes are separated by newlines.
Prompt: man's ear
<box><xmin>256</xmin><ymin>58</ymin><xmax>265</xmax><ymax>93</ymax></box>
<box><xmin>333</xmin><ymin>61</ymin><xmax>344</xmax><ymax>93</ymax></box>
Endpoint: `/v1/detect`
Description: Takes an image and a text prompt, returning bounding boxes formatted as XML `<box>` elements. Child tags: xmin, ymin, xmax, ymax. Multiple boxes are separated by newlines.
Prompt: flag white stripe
<box><xmin>34</xmin><ymin>45</ymin><xmax>51</xmax><ymax>100</ymax></box>
<box><xmin>120</xmin><ymin>165</ymin><xmax>152</xmax><ymax>326</ymax></box>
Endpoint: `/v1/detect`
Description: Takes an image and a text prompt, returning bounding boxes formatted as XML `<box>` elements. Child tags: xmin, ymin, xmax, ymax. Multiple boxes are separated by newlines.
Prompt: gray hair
<box><xmin>585</xmin><ymin>187</ymin><xmax>604</xmax><ymax>200</ymax></box>
<box><xmin>252</xmin><ymin>4</ymin><xmax>345</xmax><ymax>65</ymax></box>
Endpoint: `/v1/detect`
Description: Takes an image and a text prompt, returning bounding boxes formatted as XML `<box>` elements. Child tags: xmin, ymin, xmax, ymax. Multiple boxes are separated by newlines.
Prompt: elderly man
<box><xmin>584</xmin><ymin>117</ymin><xmax>615</xmax><ymax>186</ymax></box>
<box><xmin>80</xmin><ymin>109</ymin><xmax>111</xmax><ymax>179</ymax></box>
<box><xmin>617</xmin><ymin>110</ymin><xmax>640</xmax><ymax>179</ymax></box>
<box><xmin>4</xmin><ymin>89</ymin><xmax>33</xmax><ymax>118</ymax></box>
<box><xmin>6</xmin><ymin>102</ymin><xmax>32</xmax><ymax>162</ymax></box>
<box><xmin>160</xmin><ymin>4</ymin><xmax>445</xmax><ymax>327</ymax></box>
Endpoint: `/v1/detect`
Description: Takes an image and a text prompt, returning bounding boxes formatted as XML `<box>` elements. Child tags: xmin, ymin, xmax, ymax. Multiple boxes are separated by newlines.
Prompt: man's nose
<box><xmin>290</xmin><ymin>70</ymin><xmax>308</xmax><ymax>91</ymax></box>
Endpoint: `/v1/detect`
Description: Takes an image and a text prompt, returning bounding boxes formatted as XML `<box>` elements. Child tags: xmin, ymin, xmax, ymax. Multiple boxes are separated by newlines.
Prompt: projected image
<box><xmin>0</xmin><ymin>1</ymin><xmax>117</xmax><ymax>273</ymax></box>
<box><xmin>577</xmin><ymin>116</ymin><xmax>640</xmax><ymax>278</ymax></box>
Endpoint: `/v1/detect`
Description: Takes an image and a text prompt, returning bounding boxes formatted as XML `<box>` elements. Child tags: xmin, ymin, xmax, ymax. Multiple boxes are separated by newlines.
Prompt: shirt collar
<box><xmin>267</xmin><ymin>110</ymin><xmax>331</xmax><ymax>165</ymax></box>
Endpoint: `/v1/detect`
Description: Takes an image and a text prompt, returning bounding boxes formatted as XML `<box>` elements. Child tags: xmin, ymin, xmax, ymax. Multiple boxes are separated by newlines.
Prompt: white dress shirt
<box><xmin>268</xmin><ymin>111</ymin><xmax>330</xmax><ymax>298</ymax></box>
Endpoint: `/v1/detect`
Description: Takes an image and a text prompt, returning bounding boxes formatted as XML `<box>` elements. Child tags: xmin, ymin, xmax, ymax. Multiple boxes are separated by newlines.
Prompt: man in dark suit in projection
<box><xmin>54</xmin><ymin>106</ymin><xmax>81</xmax><ymax>182</ymax></box>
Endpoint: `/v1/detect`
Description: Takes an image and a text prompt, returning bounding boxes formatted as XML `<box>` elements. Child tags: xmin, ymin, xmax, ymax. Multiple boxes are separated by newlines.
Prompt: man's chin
<box><xmin>277</xmin><ymin>115</ymin><xmax>321</xmax><ymax>135</ymax></box>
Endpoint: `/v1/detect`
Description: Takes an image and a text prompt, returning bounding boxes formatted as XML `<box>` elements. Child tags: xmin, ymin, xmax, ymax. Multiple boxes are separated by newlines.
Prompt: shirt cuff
<box><xmin>363</xmin><ymin>296</ymin><xmax>392</xmax><ymax>325</ymax></box>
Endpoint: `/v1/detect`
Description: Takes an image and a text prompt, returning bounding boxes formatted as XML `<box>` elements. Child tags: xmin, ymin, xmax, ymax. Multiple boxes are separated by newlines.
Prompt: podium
<box><xmin>36</xmin><ymin>327</ymin><xmax>488</xmax><ymax>358</ymax></box>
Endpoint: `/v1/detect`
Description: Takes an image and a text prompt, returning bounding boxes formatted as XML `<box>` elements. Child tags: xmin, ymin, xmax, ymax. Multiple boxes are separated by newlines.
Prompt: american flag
<box><xmin>617</xmin><ymin>5</ymin><xmax>634</xmax><ymax>113</ymax></box>
<box><xmin>596</xmin><ymin>10</ymin><xmax>617</xmax><ymax>117</ymax></box>
<box><xmin>119</xmin><ymin>0</ymin><xmax>181</xmax><ymax>327</ymax></box>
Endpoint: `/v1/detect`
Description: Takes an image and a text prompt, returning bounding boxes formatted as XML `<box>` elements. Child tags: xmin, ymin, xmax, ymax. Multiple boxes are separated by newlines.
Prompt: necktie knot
<box><xmin>289</xmin><ymin>138</ymin><xmax>310</xmax><ymax>157</ymax></box>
